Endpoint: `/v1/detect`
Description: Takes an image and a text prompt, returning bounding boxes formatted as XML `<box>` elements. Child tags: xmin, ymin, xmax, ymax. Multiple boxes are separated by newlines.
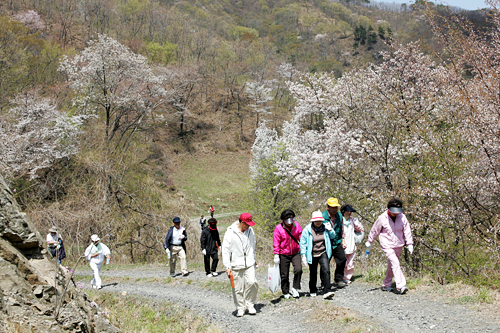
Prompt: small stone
<box><xmin>121</xmin><ymin>291</ymin><xmax>127</xmax><ymax>296</ymax></box>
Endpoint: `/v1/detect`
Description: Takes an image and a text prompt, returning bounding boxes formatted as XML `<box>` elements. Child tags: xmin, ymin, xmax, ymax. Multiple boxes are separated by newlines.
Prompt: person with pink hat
<box><xmin>222</xmin><ymin>213</ymin><xmax>259</xmax><ymax>317</ymax></box>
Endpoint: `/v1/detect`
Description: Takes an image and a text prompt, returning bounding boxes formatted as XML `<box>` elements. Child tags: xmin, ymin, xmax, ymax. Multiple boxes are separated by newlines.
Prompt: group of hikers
<box><xmin>162</xmin><ymin>197</ymin><xmax>414</xmax><ymax>317</ymax></box>
<box><xmin>46</xmin><ymin>197</ymin><xmax>413</xmax><ymax>317</ymax></box>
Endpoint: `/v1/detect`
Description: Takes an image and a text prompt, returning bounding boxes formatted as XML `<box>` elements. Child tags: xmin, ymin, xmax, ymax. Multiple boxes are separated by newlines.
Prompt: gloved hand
<box><xmin>165</xmin><ymin>248</ymin><xmax>170</xmax><ymax>254</ymax></box>
<box><xmin>180</xmin><ymin>234</ymin><xmax>186</xmax><ymax>240</ymax></box>
<box><xmin>324</xmin><ymin>222</ymin><xmax>333</xmax><ymax>231</ymax></box>
<box><xmin>301</xmin><ymin>255</ymin><xmax>308</xmax><ymax>266</ymax></box>
<box><xmin>365</xmin><ymin>241</ymin><xmax>372</xmax><ymax>248</ymax></box>
<box><xmin>274</xmin><ymin>254</ymin><xmax>280</xmax><ymax>264</ymax></box>
<box><xmin>56</xmin><ymin>244</ymin><xmax>61</xmax><ymax>250</ymax></box>
<box><xmin>202</xmin><ymin>249</ymin><xmax>207</xmax><ymax>255</ymax></box>
<box><xmin>408</xmin><ymin>245</ymin><xmax>414</xmax><ymax>254</ymax></box>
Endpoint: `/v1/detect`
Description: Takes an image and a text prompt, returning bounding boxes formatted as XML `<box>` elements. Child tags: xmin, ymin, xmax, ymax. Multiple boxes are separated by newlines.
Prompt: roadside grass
<box><xmin>87</xmin><ymin>291</ymin><xmax>222</xmax><ymax>333</ymax></box>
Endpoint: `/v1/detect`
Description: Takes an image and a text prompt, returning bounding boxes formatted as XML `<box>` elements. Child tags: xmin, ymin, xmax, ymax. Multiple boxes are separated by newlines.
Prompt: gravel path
<box><xmin>75</xmin><ymin>266</ymin><xmax>499</xmax><ymax>333</ymax></box>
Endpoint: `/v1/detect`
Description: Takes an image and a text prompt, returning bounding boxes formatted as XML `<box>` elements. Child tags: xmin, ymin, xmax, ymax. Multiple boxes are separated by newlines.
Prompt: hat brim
<box><xmin>327</xmin><ymin>203</ymin><xmax>341</xmax><ymax>207</ymax></box>
<box><xmin>242</xmin><ymin>220</ymin><xmax>255</xmax><ymax>226</ymax></box>
<box><xmin>310</xmin><ymin>218</ymin><xmax>325</xmax><ymax>222</ymax></box>
<box><xmin>388</xmin><ymin>207</ymin><xmax>404</xmax><ymax>214</ymax></box>
<box><xmin>345</xmin><ymin>207</ymin><xmax>356</xmax><ymax>212</ymax></box>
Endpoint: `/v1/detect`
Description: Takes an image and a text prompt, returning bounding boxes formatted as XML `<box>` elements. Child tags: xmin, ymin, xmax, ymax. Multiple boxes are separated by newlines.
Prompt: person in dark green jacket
<box><xmin>322</xmin><ymin>197</ymin><xmax>347</xmax><ymax>287</ymax></box>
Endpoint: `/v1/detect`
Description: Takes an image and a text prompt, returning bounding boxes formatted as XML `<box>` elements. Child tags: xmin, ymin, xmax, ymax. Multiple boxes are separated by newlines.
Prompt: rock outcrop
<box><xmin>0</xmin><ymin>174</ymin><xmax>117</xmax><ymax>332</ymax></box>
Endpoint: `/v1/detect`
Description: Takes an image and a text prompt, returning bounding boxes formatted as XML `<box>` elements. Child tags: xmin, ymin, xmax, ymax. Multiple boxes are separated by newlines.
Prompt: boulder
<box><xmin>0</xmin><ymin>174</ymin><xmax>117</xmax><ymax>332</ymax></box>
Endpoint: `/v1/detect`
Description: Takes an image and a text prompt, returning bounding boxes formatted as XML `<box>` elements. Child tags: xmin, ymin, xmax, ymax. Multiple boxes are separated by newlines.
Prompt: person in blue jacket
<box><xmin>300</xmin><ymin>210</ymin><xmax>336</xmax><ymax>299</ymax></box>
<box><xmin>322</xmin><ymin>197</ymin><xmax>348</xmax><ymax>287</ymax></box>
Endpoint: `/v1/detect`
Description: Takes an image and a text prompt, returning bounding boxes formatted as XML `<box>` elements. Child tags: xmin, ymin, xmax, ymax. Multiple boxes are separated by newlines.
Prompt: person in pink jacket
<box><xmin>365</xmin><ymin>198</ymin><xmax>414</xmax><ymax>294</ymax></box>
<box><xmin>273</xmin><ymin>209</ymin><xmax>303</xmax><ymax>299</ymax></box>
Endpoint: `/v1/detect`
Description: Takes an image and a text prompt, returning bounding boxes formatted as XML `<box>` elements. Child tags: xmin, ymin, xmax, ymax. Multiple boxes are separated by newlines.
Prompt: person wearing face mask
<box><xmin>365</xmin><ymin>198</ymin><xmax>414</xmax><ymax>294</ymax></box>
<box><xmin>200</xmin><ymin>218</ymin><xmax>222</xmax><ymax>277</ymax></box>
<box><xmin>340</xmin><ymin>204</ymin><xmax>364</xmax><ymax>284</ymax></box>
<box><xmin>273</xmin><ymin>209</ymin><xmax>303</xmax><ymax>299</ymax></box>
<box><xmin>84</xmin><ymin>234</ymin><xmax>111</xmax><ymax>290</ymax></box>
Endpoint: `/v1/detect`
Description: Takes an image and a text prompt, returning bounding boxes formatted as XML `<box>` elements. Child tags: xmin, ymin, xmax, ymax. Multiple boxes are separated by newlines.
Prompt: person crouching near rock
<box><xmin>273</xmin><ymin>209</ymin><xmax>303</xmax><ymax>299</ymax></box>
<box><xmin>365</xmin><ymin>198</ymin><xmax>414</xmax><ymax>294</ymax></box>
<box><xmin>300</xmin><ymin>211</ymin><xmax>336</xmax><ymax>299</ymax></box>
<box><xmin>84</xmin><ymin>234</ymin><xmax>111</xmax><ymax>290</ymax></box>
<box><xmin>222</xmin><ymin>213</ymin><xmax>259</xmax><ymax>317</ymax></box>
<box><xmin>201</xmin><ymin>218</ymin><xmax>221</xmax><ymax>277</ymax></box>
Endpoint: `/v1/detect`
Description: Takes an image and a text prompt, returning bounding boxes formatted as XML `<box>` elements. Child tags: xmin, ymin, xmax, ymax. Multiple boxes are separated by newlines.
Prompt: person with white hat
<box><xmin>365</xmin><ymin>198</ymin><xmax>414</xmax><ymax>294</ymax></box>
<box><xmin>46</xmin><ymin>226</ymin><xmax>65</xmax><ymax>264</ymax></box>
<box><xmin>300</xmin><ymin>210</ymin><xmax>336</xmax><ymax>299</ymax></box>
<box><xmin>322</xmin><ymin>197</ymin><xmax>348</xmax><ymax>287</ymax></box>
<box><xmin>84</xmin><ymin>234</ymin><xmax>111</xmax><ymax>290</ymax></box>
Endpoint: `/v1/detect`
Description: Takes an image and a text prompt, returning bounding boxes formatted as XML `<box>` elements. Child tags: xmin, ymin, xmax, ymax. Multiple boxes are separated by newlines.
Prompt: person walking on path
<box><xmin>322</xmin><ymin>197</ymin><xmax>348</xmax><ymax>287</ymax></box>
<box><xmin>209</xmin><ymin>205</ymin><xmax>215</xmax><ymax>218</ymax></box>
<box><xmin>199</xmin><ymin>215</ymin><xmax>207</xmax><ymax>230</ymax></box>
<box><xmin>84</xmin><ymin>234</ymin><xmax>111</xmax><ymax>290</ymax></box>
<box><xmin>163</xmin><ymin>217</ymin><xmax>189</xmax><ymax>276</ymax></box>
<box><xmin>300</xmin><ymin>211</ymin><xmax>336</xmax><ymax>299</ymax></box>
<box><xmin>365</xmin><ymin>198</ymin><xmax>414</xmax><ymax>294</ymax></box>
<box><xmin>222</xmin><ymin>213</ymin><xmax>259</xmax><ymax>317</ymax></box>
<box><xmin>341</xmin><ymin>204</ymin><xmax>364</xmax><ymax>284</ymax></box>
<box><xmin>46</xmin><ymin>226</ymin><xmax>66</xmax><ymax>264</ymax></box>
<box><xmin>201</xmin><ymin>217</ymin><xmax>221</xmax><ymax>277</ymax></box>
<box><xmin>273</xmin><ymin>209</ymin><xmax>303</xmax><ymax>299</ymax></box>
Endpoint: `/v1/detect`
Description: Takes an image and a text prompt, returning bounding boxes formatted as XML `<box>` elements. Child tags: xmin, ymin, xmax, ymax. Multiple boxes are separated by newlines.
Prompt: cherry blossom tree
<box><xmin>59</xmin><ymin>34</ymin><xmax>167</xmax><ymax>148</ymax></box>
<box><xmin>0</xmin><ymin>91</ymin><xmax>86</xmax><ymax>179</ymax></box>
<box><xmin>252</xmin><ymin>40</ymin><xmax>489</xmax><ymax>280</ymax></box>
<box><xmin>13</xmin><ymin>10</ymin><xmax>45</xmax><ymax>32</ymax></box>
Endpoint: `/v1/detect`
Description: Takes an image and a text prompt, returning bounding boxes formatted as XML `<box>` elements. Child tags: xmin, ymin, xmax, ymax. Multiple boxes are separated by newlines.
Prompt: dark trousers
<box><xmin>279</xmin><ymin>252</ymin><xmax>302</xmax><ymax>295</ymax></box>
<box><xmin>309</xmin><ymin>252</ymin><xmax>331</xmax><ymax>293</ymax></box>
<box><xmin>203</xmin><ymin>252</ymin><xmax>219</xmax><ymax>274</ymax></box>
<box><xmin>331</xmin><ymin>245</ymin><xmax>347</xmax><ymax>283</ymax></box>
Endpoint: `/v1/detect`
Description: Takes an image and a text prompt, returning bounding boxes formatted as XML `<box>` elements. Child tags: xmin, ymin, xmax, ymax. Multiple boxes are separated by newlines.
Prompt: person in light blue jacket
<box><xmin>300</xmin><ymin>210</ymin><xmax>337</xmax><ymax>299</ymax></box>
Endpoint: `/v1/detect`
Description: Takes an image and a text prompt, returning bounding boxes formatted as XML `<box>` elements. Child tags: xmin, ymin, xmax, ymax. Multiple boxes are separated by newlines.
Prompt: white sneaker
<box><xmin>283</xmin><ymin>294</ymin><xmax>291</xmax><ymax>299</ymax></box>
<box><xmin>206</xmin><ymin>273</ymin><xmax>213</xmax><ymax>277</ymax></box>
<box><xmin>92</xmin><ymin>285</ymin><xmax>97</xmax><ymax>289</ymax></box>
<box><xmin>399</xmin><ymin>286</ymin><xmax>408</xmax><ymax>294</ymax></box>
<box><xmin>291</xmin><ymin>287</ymin><xmax>300</xmax><ymax>298</ymax></box>
<box><xmin>381</xmin><ymin>286</ymin><xmax>393</xmax><ymax>292</ymax></box>
<box><xmin>247</xmin><ymin>305</ymin><xmax>256</xmax><ymax>315</ymax></box>
<box><xmin>310</xmin><ymin>292</ymin><xmax>317</xmax><ymax>297</ymax></box>
<box><xmin>236</xmin><ymin>309</ymin><xmax>245</xmax><ymax>317</ymax></box>
<box><xmin>343</xmin><ymin>279</ymin><xmax>351</xmax><ymax>284</ymax></box>
<box><xmin>323</xmin><ymin>291</ymin><xmax>335</xmax><ymax>299</ymax></box>
<box><xmin>211</xmin><ymin>272</ymin><xmax>218</xmax><ymax>276</ymax></box>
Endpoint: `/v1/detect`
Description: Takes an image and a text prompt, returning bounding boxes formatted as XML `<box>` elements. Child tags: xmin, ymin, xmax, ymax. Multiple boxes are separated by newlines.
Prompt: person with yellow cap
<box><xmin>322</xmin><ymin>197</ymin><xmax>348</xmax><ymax>287</ymax></box>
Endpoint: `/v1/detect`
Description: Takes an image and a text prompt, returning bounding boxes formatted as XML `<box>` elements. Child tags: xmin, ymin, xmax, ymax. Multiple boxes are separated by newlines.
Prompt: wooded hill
<box><xmin>0</xmin><ymin>0</ymin><xmax>494</xmax><ymax>285</ymax></box>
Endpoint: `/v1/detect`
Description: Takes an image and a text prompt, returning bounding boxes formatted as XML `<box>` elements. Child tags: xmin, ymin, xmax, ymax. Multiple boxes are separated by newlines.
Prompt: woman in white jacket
<box><xmin>222</xmin><ymin>213</ymin><xmax>259</xmax><ymax>317</ymax></box>
<box><xmin>84</xmin><ymin>234</ymin><xmax>111</xmax><ymax>290</ymax></box>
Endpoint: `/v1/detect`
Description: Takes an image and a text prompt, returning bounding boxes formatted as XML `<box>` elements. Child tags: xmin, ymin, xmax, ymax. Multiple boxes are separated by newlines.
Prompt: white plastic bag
<box><xmin>354</xmin><ymin>230</ymin><xmax>365</xmax><ymax>244</ymax></box>
<box><xmin>268</xmin><ymin>263</ymin><xmax>281</xmax><ymax>294</ymax></box>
